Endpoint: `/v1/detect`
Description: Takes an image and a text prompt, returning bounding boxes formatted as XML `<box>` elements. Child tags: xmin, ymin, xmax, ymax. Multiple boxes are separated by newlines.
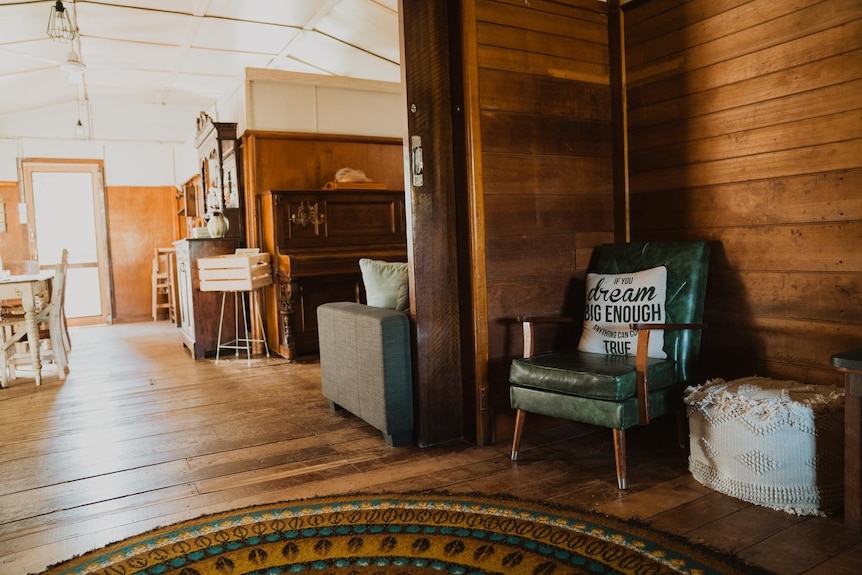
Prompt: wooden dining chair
<box><xmin>0</xmin><ymin>250</ymin><xmax>70</xmax><ymax>387</ymax></box>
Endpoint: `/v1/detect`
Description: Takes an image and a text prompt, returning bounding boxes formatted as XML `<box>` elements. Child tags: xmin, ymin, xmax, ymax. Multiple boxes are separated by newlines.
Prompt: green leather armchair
<box><xmin>509</xmin><ymin>241</ymin><xmax>710</xmax><ymax>489</ymax></box>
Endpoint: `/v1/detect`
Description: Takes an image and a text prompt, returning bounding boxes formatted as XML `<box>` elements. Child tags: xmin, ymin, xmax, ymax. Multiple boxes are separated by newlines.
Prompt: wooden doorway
<box><xmin>400</xmin><ymin>0</ymin><xmax>480</xmax><ymax>445</ymax></box>
<box><xmin>21</xmin><ymin>160</ymin><xmax>113</xmax><ymax>326</ymax></box>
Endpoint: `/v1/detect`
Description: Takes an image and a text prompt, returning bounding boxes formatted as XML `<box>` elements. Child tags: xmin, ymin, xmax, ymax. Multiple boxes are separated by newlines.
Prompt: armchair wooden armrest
<box><xmin>513</xmin><ymin>315</ymin><xmax>575</xmax><ymax>359</ymax></box>
<box><xmin>631</xmin><ymin>322</ymin><xmax>707</xmax><ymax>425</ymax></box>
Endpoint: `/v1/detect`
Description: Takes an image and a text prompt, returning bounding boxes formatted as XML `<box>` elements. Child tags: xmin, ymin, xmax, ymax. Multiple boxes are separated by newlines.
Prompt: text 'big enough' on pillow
<box><xmin>577</xmin><ymin>265</ymin><xmax>667</xmax><ymax>359</ymax></box>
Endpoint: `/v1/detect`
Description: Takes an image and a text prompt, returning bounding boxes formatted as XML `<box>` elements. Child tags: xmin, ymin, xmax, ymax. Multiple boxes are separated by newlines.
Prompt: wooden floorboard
<box><xmin>0</xmin><ymin>321</ymin><xmax>859</xmax><ymax>574</ymax></box>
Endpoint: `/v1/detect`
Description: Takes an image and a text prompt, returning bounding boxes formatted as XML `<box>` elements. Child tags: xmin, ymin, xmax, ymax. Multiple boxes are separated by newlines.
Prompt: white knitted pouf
<box><xmin>684</xmin><ymin>377</ymin><xmax>845</xmax><ymax>516</ymax></box>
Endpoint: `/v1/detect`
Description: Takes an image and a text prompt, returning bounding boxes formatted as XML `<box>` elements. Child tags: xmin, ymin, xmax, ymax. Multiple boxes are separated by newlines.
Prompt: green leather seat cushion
<box><xmin>509</xmin><ymin>351</ymin><xmax>678</xmax><ymax>401</ymax></box>
<box><xmin>510</xmin><ymin>382</ymin><xmax>677</xmax><ymax>430</ymax></box>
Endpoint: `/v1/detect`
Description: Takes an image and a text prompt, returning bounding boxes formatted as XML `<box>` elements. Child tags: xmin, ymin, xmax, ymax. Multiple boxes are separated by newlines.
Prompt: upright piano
<box><xmin>258</xmin><ymin>189</ymin><xmax>408</xmax><ymax>360</ymax></box>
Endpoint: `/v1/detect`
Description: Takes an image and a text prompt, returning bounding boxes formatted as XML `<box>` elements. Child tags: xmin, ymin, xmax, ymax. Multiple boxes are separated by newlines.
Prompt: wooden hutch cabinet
<box><xmin>173</xmin><ymin>112</ymin><xmax>248</xmax><ymax>359</ymax></box>
<box><xmin>258</xmin><ymin>189</ymin><xmax>408</xmax><ymax>360</ymax></box>
<box><xmin>195</xmin><ymin>111</ymin><xmax>243</xmax><ymax>240</ymax></box>
<box><xmin>174</xmin><ymin>238</ymin><xmax>239</xmax><ymax>358</ymax></box>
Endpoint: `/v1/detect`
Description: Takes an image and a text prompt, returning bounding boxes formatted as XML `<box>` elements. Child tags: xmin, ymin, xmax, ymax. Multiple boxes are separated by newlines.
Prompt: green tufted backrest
<box><xmin>595</xmin><ymin>241</ymin><xmax>710</xmax><ymax>384</ymax></box>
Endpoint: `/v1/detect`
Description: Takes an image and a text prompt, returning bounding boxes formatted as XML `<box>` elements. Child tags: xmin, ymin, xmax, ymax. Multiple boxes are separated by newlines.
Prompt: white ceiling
<box><xmin>0</xmin><ymin>0</ymin><xmax>401</xmax><ymax>143</ymax></box>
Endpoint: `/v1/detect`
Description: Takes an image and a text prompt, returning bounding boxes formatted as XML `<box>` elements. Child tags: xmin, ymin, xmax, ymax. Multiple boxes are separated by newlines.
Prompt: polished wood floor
<box><xmin>0</xmin><ymin>322</ymin><xmax>860</xmax><ymax>574</ymax></box>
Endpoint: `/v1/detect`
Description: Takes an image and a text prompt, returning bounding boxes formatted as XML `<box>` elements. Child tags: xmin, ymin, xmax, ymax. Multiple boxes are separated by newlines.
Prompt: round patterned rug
<box><xmin>38</xmin><ymin>492</ymin><xmax>773</xmax><ymax>575</ymax></box>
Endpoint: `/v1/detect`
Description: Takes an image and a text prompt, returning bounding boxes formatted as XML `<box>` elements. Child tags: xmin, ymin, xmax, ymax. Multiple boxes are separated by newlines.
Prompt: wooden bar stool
<box><xmin>152</xmin><ymin>247</ymin><xmax>176</xmax><ymax>322</ymax></box>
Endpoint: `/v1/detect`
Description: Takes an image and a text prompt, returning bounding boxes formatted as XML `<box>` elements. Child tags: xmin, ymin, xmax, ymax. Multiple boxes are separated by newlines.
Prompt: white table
<box><xmin>0</xmin><ymin>271</ymin><xmax>53</xmax><ymax>386</ymax></box>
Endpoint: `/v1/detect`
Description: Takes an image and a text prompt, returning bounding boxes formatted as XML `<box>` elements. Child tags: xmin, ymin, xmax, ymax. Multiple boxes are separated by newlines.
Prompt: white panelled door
<box><xmin>22</xmin><ymin>161</ymin><xmax>112</xmax><ymax>326</ymax></box>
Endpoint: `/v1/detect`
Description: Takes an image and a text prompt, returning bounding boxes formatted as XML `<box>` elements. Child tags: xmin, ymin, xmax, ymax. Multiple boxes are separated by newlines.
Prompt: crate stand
<box><xmin>198</xmin><ymin>252</ymin><xmax>272</xmax><ymax>364</ymax></box>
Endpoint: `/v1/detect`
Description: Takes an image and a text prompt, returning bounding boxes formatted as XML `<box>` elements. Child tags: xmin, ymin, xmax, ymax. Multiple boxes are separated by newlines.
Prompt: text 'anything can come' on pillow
<box><xmin>577</xmin><ymin>265</ymin><xmax>668</xmax><ymax>359</ymax></box>
<box><xmin>359</xmin><ymin>258</ymin><xmax>409</xmax><ymax>311</ymax></box>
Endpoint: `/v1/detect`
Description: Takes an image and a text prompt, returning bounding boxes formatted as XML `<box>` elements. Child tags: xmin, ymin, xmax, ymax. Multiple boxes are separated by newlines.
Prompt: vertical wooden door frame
<box><xmin>399</xmin><ymin>0</ymin><xmax>471</xmax><ymax>446</ymax></box>
<box><xmin>21</xmin><ymin>158</ymin><xmax>114</xmax><ymax>326</ymax></box>
<box><xmin>458</xmin><ymin>0</ymin><xmax>491</xmax><ymax>445</ymax></box>
<box><xmin>609</xmin><ymin>0</ymin><xmax>631</xmax><ymax>242</ymax></box>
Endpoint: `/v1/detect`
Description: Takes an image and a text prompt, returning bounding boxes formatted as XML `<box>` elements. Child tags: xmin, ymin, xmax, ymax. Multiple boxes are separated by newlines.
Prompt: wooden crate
<box><xmin>198</xmin><ymin>252</ymin><xmax>272</xmax><ymax>292</ymax></box>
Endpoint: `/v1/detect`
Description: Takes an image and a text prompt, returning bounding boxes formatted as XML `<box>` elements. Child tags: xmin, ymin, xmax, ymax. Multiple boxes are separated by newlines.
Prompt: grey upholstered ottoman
<box><xmin>317</xmin><ymin>301</ymin><xmax>413</xmax><ymax>446</ymax></box>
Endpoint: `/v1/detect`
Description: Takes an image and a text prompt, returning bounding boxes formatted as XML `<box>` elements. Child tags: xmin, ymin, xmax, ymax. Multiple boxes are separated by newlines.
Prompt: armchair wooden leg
<box><xmin>613</xmin><ymin>429</ymin><xmax>627</xmax><ymax>490</ymax></box>
<box><xmin>511</xmin><ymin>409</ymin><xmax>526</xmax><ymax>461</ymax></box>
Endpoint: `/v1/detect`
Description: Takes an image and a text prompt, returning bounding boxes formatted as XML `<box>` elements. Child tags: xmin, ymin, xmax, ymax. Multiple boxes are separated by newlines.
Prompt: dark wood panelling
<box><xmin>474</xmin><ymin>0</ymin><xmax>608</xmax><ymax>84</ymax></box>
<box><xmin>624</xmin><ymin>0</ymin><xmax>862</xmax><ymax>383</ymax></box>
<box><xmin>626</xmin><ymin>0</ymin><xmax>854</xmax><ymax>72</ymax></box>
<box><xmin>485</xmin><ymin>235</ymin><xmax>579</xmax><ymax>278</ymax></box>
<box><xmin>483</xmin><ymin>193</ymin><xmax>612</xmax><ymax>240</ymax></box>
<box><xmin>703</xmin><ymin>223</ymin><xmax>862</xmax><ymax>272</ymax></box>
<box><xmin>477</xmin><ymin>22</ymin><xmax>608</xmax><ymax>67</ymax></box>
<box><xmin>486</xmin><ymin>269</ymin><xmax>586</xmax><ymax>355</ymax></box>
<box><xmin>628</xmin><ymin>49</ymin><xmax>861</xmax><ymax>131</ymax></box>
<box><xmin>631</xmin><ymin>139</ymin><xmax>861</xmax><ymax>193</ymax></box>
<box><xmin>479</xmin><ymin>69</ymin><xmax>611</xmax><ymax>120</ymax></box>
<box><xmin>631</xmin><ymin>110</ymin><xmax>859</xmax><ymax>172</ymax></box>
<box><xmin>632</xmin><ymin>171</ymin><xmax>862</xmax><ymax>229</ymax></box>
<box><xmin>622</xmin><ymin>0</ymin><xmax>752</xmax><ymax>36</ymax></box>
<box><xmin>481</xmin><ymin>111</ymin><xmax>612</xmax><ymax>157</ymax></box>
<box><xmin>608</xmin><ymin>0</ymin><xmax>627</xmax><ymax>242</ymax></box>
<box><xmin>463</xmin><ymin>0</ymin><xmax>613</xmax><ymax>442</ymax></box>
<box><xmin>701</xmin><ymin>313</ymin><xmax>858</xmax><ymax>385</ymax></box>
<box><xmin>482</xmin><ymin>153</ymin><xmax>613</xmax><ymax>195</ymax></box>
<box><xmin>477</xmin><ymin>46</ymin><xmax>609</xmax><ymax>85</ymax></box>
<box><xmin>478</xmin><ymin>0</ymin><xmax>607</xmax><ymax>33</ymax></box>
<box><xmin>708</xmin><ymin>269</ymin><xmax>862</xmax><ymax>324</ymax></box>
<box><xmin>631</xmin><ymin>22</ymin><xmax>862</xmax><ymax>146</ymax></box>
<box><xmin>629</xmin><ymin>79</ymin><xmax>862</xmax><ymax>151</ymax></box>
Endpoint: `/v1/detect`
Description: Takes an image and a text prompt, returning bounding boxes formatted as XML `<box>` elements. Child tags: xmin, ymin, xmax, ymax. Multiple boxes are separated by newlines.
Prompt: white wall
<box><xmin>244</xmin><ymin>69</ymin><xmax>402</xmax><ymax>138</ymax></box>
<box><xmin>0</xmin><ymin>137</ymin><xmax>185</xmax><ymax>186</ymax></box>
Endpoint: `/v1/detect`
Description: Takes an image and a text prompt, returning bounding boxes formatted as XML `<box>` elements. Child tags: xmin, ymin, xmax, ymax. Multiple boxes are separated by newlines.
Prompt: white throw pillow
<box><xmin>359</xmin><ymin>258</ymin><xmax>409</xmax><ymax>311</ymax></box>
<box><xmin>577</xmin><ymin>266</ymin><xmax>667</xmax><ymax>359</ymax></box>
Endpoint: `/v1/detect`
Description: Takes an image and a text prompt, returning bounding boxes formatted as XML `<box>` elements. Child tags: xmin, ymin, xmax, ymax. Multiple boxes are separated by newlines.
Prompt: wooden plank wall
<box><xmin>106</xmin><ymin>186</ymin><xmax>176</xmax><ymax>322</ymax></box>
<box><xmin>624</xmin><ymin>0</ymin><xmax>862</xmax><ymax>385</ymax></box>
<box><xmin>467</xmin><ymin>0</ymin><xmax>614</xmax><ymax>439</ymax></box>
<box><xmin>0</xmin><ymin>182</ymin><xmax>29</xmax><ymax>268</ymax></box>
